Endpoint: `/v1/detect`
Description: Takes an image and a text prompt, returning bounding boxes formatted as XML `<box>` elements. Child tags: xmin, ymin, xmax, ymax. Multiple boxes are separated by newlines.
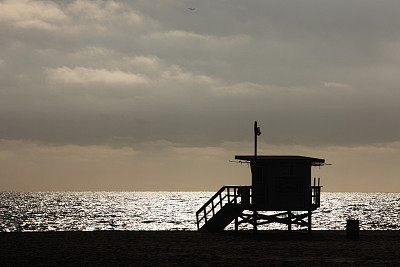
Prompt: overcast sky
<box><xmin>1</xmin><ymin>0</ymin><xmax>400</xmax><ymax>192</ymax></box>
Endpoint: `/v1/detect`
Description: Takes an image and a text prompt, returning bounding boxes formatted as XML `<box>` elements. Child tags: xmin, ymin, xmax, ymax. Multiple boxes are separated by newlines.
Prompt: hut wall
<box><xmin>251</xmin><ymin>160</ymin><xmax>312</xmax><ymax>211</ymax></box>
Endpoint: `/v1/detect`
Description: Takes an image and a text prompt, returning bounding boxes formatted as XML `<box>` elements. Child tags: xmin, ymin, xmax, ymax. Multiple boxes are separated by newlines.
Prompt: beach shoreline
<box><xmin>1</xmin><ymin>230</ymin><xmax>399</xmax><ymax>266</ymax></box>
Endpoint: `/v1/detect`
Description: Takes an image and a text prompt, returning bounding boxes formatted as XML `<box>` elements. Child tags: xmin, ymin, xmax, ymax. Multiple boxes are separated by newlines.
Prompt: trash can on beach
<box><xmin>346</xmin><ymin>219</ymin><xmax>359</xmax><ymax>240</ymax></box>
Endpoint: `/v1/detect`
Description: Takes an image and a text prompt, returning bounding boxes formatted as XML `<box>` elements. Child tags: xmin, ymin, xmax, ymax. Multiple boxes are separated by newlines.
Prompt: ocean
<box><xmin>0</xmin><ymin>192</ymin><xmax>399</xmax><ymax>232</ymax></box>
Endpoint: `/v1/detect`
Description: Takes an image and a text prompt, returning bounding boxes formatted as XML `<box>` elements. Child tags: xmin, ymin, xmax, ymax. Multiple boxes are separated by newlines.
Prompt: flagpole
<box><xmin>254</xmin><ymin>121</ymin><xmax>257</xmax><ymax>160</ymax></box>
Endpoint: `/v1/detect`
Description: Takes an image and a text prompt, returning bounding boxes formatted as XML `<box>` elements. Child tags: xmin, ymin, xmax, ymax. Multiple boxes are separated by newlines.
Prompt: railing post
<box><xmin>235</xmin><ymin>217</ymin><xmax>239</xmax><ymax>231</ymax></box>
<box><xmin>312</xmin><ymin>186</ymin><xmax>317</xmax><ymax>204</ymax></box>
<box><xmin>204</xmin><ymin>209</ymin><xmax>207</xmax><ymax>223</ymax></box>
<box><xmin>212</xmin><ymin>200</ymin><xmax>215</xmax><ymax>216</ymax></box>
<box><xmin>250</xmin><ymin>187</ymin><xmax>252</xmax><ymax>204</ymax></box>
<box><xmin>227</xmin><ymin>187</ymin><xmax>230</xmax><ymax>203</ymax></box>
<box><xmin>253</xmin><ymin>211</ymin><xmax>258</xmax><ymax>233</ymax></box>
<box><xmin>219</xmin><ymin>192</ymin><xmax>223</xmax><ymax>208</ymax></box>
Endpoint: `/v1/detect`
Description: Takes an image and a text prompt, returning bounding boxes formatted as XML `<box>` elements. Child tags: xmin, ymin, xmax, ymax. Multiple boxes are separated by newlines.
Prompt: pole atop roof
<box><xmin>254</xmin><ymin>121</ymin><xmax>257</xmax><ymax>160</ymax></box>
<box><xmin>254</xmin><ymin>121</ymin><xmax>261</xmax><ymax>160</ymax></box>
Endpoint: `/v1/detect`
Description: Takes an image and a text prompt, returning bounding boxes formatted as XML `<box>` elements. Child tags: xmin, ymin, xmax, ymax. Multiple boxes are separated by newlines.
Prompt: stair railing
<box><xmin>311</xmin><ymin>177</ymin><xmax>323</xmax><ymax>207</ymax></box>
<box><xmin>196</xmin><ymin>186</ymin><xmax>251</xmax><ymax>230</ymax></box>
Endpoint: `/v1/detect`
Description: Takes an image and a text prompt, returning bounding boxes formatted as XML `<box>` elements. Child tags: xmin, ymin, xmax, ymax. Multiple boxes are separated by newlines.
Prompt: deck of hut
<box><xmin>196</xmin><ymin>155</ymin><xmax>325</xmax><ymax>233</ymax></box>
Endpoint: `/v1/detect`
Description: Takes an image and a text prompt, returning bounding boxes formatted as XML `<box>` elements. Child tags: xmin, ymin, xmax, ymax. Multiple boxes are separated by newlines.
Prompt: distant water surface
<box><xmin>0</xmin><ymin>192</ymin><xmax>399</xmax><ymax>232</ymax></box>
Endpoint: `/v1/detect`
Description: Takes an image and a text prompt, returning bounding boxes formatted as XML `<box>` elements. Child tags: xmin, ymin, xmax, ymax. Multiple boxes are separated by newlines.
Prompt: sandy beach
<box><xmin>1</xmin><ymin>230</ymin><xmax>399</xmax><ymax>266</ymax></box>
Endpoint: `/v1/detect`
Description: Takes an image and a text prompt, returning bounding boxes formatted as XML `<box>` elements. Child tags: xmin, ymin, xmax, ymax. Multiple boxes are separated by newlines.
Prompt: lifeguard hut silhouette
<box><xmin>196</xmin><ymin>121</ymin><xmax>325</xmax><ymax>233</ymax></box>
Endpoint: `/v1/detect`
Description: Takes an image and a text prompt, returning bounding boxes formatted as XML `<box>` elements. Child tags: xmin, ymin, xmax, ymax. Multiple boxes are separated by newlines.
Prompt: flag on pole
<box><xmin>256</xmin><ymin>127</ymin><xmax>261</xmax><ymax>136</ymax></box>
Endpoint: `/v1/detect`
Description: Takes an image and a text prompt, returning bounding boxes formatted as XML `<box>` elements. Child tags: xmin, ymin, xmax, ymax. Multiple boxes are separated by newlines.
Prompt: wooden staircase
<box><xmin>196</xmin><ymin>186</ymin><xmax>250</xmax><ymax>232</ymax></box>
<box><xmin>199</xmin><ymin>203</ymin><xmax>244</xmax><ymax>232</ymax></box>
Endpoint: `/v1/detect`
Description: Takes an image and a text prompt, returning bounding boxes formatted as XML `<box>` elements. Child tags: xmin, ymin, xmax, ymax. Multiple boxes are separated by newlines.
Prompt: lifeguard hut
<box><xmin>196</xmin><ymin>121</ymin><xmax>326</xmax><ymax>233</ymax></box>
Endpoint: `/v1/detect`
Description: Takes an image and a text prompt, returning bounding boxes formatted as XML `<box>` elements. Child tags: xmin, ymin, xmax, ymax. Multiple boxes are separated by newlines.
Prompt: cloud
<box><xmin>45</xmin><ymin>67</ymin><xmax>148</xmax><ymax>85</ymax></box>
<box><xmin>0</xmin><ymin>139</ymin><xmax>136</xmax><ymax>161</ymax></box>
<box><xmin>68</xmin><ymin>46</ymin><xmax>116</xmax><ymax>58</ymax></box>
<box><xmin>123</xmin><ymin>56</ymin><xmax>218</xmax><ymax>86</ymax></box>
<box><xmin>160</xmin><ymin>64</ymin><xmax>217</xmax><ymax>85</ymax></box>
<box><xmin>66</xmin><ymin>0</ymin><xmax>143</xmax><ymax>24</ymax></box>
<box><xmin>0</xmin><ymin>0</ymin><xmax>147</xmax><ymax>35</ymax></box>
<box><xmin>124</xmin><ymin>55</ymin><xmax>161</xmax><ymax>69</ymax></box>
<box><xmin>322</xmin><ymin>82</ymin><xmax>350</xmax><ymax>89</ymax></box>
<box><xmin>143</xmin><ymin>30</ymin><xmax>250</xmax><ymax>44</ymax></box>
<box><xmin>0</xmin><ymin>0</ymin><xmax>67</xmax><ymax>30</ymax></box>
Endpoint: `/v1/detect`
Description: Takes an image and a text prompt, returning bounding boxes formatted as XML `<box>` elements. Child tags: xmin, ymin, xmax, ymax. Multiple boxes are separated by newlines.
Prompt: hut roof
<box><xmin>235</xmin><ymin>155</ymin><xmax>325</xmax><ymax>166</ymax></box>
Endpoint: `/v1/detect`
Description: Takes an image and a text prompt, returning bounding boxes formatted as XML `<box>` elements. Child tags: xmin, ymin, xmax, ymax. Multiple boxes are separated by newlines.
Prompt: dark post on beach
<box><xmin>346</xmin><ymin>219</ymin><xmax>360</xmax><ymax>240</ymax></box>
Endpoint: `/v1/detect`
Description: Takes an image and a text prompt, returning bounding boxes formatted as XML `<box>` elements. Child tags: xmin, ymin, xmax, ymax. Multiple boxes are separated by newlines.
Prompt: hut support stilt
<box><xmin>236</xmin><ymin>210</ymin><xmax>313</xmax><ymax>233</ymax></box>
<box><xmin>253</xmin><ymin>211</ymin><xmax>258</xmax><ymax>232</ymax></box>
